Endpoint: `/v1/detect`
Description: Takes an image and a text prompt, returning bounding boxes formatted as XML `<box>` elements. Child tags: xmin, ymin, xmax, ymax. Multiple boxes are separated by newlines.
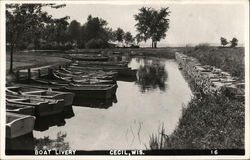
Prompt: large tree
<box><xmin>6</xmin><ymin>4</ymin><xmax>66</xmax><ymax>73</ymax></box>
<box><xmin>124</xmin><ymin>31</ymin><xmax>134</xmax><ymax>47</ymax></box>
<box><xmin>67</xmin><ymin>20</ymin><xmax>81</xmax><ymax>47</ymax></box>
<box><xmin>134</xmin><ymin>7</ymin><xmax>170</xmax><ymax>48</ymax></box>
<box><xmin>114</xmin><ymin>27</ymin><xmax>125</xmax><ymax>45</ymax></box>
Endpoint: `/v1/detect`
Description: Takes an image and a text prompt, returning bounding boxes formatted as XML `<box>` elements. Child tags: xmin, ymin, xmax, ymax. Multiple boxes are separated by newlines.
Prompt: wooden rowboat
<box><xmin>69</xmin><ymin>65</ymin><xmax>137</xmax><ymax>77</ymax></box>
<box><xmin>7</xmin><ymin>85</ymin><xmax>75</xmax><ymax>108</ymax></box>
<box><xmin>6</xmin><ymin>112</ymin><xmax>36</xmax><ymax>138</ymax></box>
<box><xmin>70</xmin><ymin>55</ymin><xmax>109</xmax><ymax>61</ymax></box>
<box><xmin>30</xmin><ymin>78</ymin><xmax>118</xmax><ymax>99</ymax></box>
<box><xmin>6</xmin><ymin>102</ymin><xmax>35</xmax><ymax>116</ymax></box>
<box><xmin>52</xmin><ymin>71</ymin><xmax>116</xmax><ymax>84</ymax></box>
<box><xmin>74</xmin><ymin>61</ymin><xmax>128</xmax><ymax>67</ymax></box>
<box><xmin>6</xmin><ymin>94</ymin><xmax>64</xmax><ymax>116</ymax></box>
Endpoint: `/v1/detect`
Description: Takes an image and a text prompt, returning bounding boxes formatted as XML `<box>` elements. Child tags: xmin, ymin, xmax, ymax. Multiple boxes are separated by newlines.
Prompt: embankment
<box><xmin>175</xmin><ymin>52</ymin><xmax>244</xmax><ymax>101</ymax></box>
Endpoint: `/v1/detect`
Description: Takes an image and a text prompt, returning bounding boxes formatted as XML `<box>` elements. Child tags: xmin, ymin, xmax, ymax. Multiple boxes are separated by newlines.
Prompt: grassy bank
<box><xmin>6</xmin><ymin>51</ymin><xmax>71</xmax><ymax>72</ymax></box>
<box><xmin>149</xmin><ymin>95</ymin><xmax>244</xmax><ymax>150</ymax></box>
<box><xmin>181</xmin><ymin>45</ymin><xmax>245</xmax><ymax>80</ymax></box>
<box><xmin>149</xmin><ymin>45</ymin><xmax>245</xmax><ymax>150</ymax></box>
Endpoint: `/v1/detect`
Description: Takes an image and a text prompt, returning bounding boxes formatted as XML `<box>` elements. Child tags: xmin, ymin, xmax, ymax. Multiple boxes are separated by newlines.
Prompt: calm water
<box><xmin>31</xmin><ymin>57</ymin><xmax>193</xmax><ymax>150</ymax></box>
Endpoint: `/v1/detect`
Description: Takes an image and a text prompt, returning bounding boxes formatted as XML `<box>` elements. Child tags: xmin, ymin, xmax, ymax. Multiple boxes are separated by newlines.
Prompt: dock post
<box><xmin>27</xmin><ymin>68</ymin><xmax>31</xmax><ymax>81</ymax></box>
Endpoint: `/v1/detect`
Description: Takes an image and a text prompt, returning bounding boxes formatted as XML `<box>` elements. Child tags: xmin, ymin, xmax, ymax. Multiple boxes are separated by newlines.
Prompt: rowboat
<box><xmin>69</xmin><ymin>65</ymin><xmax>137</xmax><ymax>77</ymax></box>
<box><xmin>60</xmin><ymin>68</ymin><xmax>117</xmax><ymax>80</ymax></box>
<box><xmin>70</xmin><ymin>55</ymin><xmax>109</xmax><ymax>61</ymax></box>
<box><xmin>52</xmin><ymin>71</ymin><xmax>116</xmax><ymax>84</ymax></box>
<box><xmin>6</xmin><ymin>102</ymin><xmax>35</xmax><ymax>116</ymax></box>
<box><xmin>6</xmin><ymin>94</ymin><xmax>64</xmax><ymax>116</ymax></box>
<box><xmin>27</xmin><ymin>78</ymin><xmax>118</xmax><ymax>99</ymax></box>
<box><xmin>7</xmin><ymin>85</ymin><xmax>75</xmax><ymax>108</ymax></box>
<box><xmin>6</xmin><ymin>112</ymin><xmax>36</xmax><ymax>138</ymax></box>
<box><xmin>74</xmin><ymin>61</ymin><xmax>128</xmax><ymax>67</ymax></box>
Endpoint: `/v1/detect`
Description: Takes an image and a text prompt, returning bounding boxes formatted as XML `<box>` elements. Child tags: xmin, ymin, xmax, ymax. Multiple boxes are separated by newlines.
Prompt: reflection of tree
<box><xmin>137</xmin><ymin>60</ymin><xmax>168</xmax><ymax>92</ymax></box>
<box><xmin>34</xmin><ymin>132</ymin><xmax>70</xmax><ymax>150</ymax></box>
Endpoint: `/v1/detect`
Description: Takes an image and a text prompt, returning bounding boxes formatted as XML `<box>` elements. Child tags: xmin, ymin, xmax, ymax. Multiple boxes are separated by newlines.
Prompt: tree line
<box><xmin>6</xmin><ymin>4</ymin><xmax>170</xmax><ymax>72</ymax></box>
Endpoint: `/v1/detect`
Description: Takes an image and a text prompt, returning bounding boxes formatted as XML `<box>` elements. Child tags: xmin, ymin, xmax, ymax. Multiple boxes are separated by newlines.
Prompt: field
<box><xmin>181</xmin><ymin>45</ymin><xmax>245</xmax><ymax>80</ymax></box>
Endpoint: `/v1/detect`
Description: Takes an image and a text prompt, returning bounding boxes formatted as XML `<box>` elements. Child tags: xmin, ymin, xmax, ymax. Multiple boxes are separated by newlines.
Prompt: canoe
<box><xmin>6</xmin><ymin>112</ymin><xmax>36</xmax><ymax>139</ymax></box>
<box><xmin>6</xmin><ymin>102</ymin><xmax>35</xmax><ymax>116</ymax></box>
<box><xmin>52</xmin><ymin>71</ymin><xmax>116</xmax><ymax>84</ymax></box>
<box><xmin>7</xmin><ymin>85</ymin><xmax>75</xmax><ymax>108</ymax></box>
<box><xmin>30</xmin><ymin>78</ymin><xmax>118</xmax><ymax>99</ymax></box>
<box><xmin>6</xmin><ymin>94</ymin><xmax>64</xmax><ymax>116</ymax></box>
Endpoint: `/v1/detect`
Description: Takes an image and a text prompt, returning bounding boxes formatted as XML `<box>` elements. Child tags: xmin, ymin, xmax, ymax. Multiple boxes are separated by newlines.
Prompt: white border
<box><xmin>0</xmin><ymin>0</ymin><xmax>249</xmax><ymax>159</ymax></box>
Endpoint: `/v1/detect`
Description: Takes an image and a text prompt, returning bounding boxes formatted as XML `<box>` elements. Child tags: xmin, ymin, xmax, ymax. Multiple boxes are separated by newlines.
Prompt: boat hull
<box><xmin>6</xmin><ymin>112</ymin><xmax>36</xmax><ymax>139</ymax></box>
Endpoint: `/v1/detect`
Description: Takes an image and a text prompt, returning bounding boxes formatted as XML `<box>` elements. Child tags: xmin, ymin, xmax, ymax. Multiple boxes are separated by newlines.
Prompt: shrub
<box><xmin>85</xmin><ymin>38</ymin><xmax>107</xmax><ymax>49</ymax></box>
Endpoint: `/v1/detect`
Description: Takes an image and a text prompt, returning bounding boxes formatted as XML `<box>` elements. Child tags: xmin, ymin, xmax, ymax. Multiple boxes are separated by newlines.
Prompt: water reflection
<box><xmin>6</xmin><ymin>132</ymin><xmax>35</xmax><ymax>151</ymax></box>
<box><xmin>35</xmin><ymin>132</ymin><xmax>70</xmax><ymax>150</ymax></box>
<box><xmin>35</xmin><ymin>106</ymin><xmax>74</xmax><ymax>131</ymax></box>
<box><xmin>136</xmin><ymin>59</ymin><xmax>168</xmax><ymax>92</ymax></box>
<box><xmin>73</xmin><ymin>95</ymin><xmax>117</xmax><ymax>109</ymax></box>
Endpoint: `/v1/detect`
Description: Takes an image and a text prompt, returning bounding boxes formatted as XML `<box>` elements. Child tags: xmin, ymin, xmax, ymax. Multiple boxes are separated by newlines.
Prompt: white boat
<box><xmin>6</xmin><ymin>112</ymin><xmax>36</xmax><ymax>139</ymax></box>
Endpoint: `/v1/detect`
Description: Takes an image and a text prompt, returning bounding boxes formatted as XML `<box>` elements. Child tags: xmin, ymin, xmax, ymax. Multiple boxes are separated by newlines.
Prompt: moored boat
<box><xmin>6</xmin><ymin>112</ymin><xmax>36</xmax><ymax>138</ymax></box>
<box><xmin>52</xmin><ymin>71</ymin><xmax>116</xmax><ymax>84</ymax></box>
<box><xmin>74</xmin><ymin>61</ymin><xmax>128</xmax><ymax>67</ymax></box>
<box><xmin>6</xmin><ymin>102</ymin><xmax>35</xmax><ymax>116</ymax></box>
<box><xmin>7</xmin><ymin>85</ymin><xmax>75</xmax><ymax>108</ymax></box>
<box><xmin>70</xmin><ymin>55</ymin><xmax>109</xmax><ymax>61</ymax></box>
<box><xmin>29</xmin><ymin>78</ymin><xmax>118</xmax><ymax>99</ymax></box>
<box><xmin>6</xmin><ymin>94</ymin><xmax>64</xmax><ymax>116</ymax></box>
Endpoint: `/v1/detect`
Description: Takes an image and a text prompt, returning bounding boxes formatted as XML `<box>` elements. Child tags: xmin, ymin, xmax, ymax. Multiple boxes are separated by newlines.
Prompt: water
<box><xmin>10</xmin><ymin>57</ymin><xmax>193</xmax><ymax>151</ymax></box>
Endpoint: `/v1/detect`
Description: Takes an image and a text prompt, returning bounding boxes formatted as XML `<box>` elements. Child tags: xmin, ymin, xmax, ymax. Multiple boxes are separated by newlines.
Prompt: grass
<box><xmin>149</xmin><ymin>95</ymin><xmax>244</xmax><ymax>149</ymax></box>
<box><xmin>6</xmin><ymin>51</ymin><xmax>70</xmax><ymax>72</ymax></box>
<box><xmin>181</xmin><ymin>45</ymin><xmax>245</xmax><ymax>80</ymax></box>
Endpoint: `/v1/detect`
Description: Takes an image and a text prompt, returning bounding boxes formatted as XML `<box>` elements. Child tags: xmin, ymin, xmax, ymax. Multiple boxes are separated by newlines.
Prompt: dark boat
<box><xmin>6</xmin><ymin>112</ymin><xmax>36</xmax><ymax>138</ymax></box>
<box><xmin>6</xmin><ymin>94</ymin><xmax>64</xmax><ymax>116</ymax></box>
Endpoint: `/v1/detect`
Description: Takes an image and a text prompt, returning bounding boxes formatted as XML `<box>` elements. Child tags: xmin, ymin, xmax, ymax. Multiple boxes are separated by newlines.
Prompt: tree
<box><xmin>134</xmin><ymin>7</ymin><xmax>170</xmax><ymax>48</ymax></box>
<box><xmin>230</xmin><ymin>37</ymin><xmax>238</xmax><ymax>48</ymax></box>
<box><xmin>67</xmin><ymin>20</ymin><xmax>81</xmax><ymax>47</ymax></box>
<box><xmin>220</xmin><ymin>37</ymin><xmax>228</xmax><ymax>47</ymax></box>
<box><xmin>6</xmin><ymin>4</ymin><xmax>65</xmax><ymax>73</ymax></box>
<box><xmin>115</xmin><ymin>28</ymin><xmax>125</xmax><ymax>45</ymax></box>
<box><xmin>124</xmin><ymin>32</ymin><xmax>134</xmax><ymax>47</ymax></box>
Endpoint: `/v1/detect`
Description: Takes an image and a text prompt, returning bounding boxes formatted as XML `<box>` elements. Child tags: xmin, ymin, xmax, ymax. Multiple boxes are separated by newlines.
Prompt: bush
<box><xmin>85</xmin><ymin>38</ymin><xmax>107</xmax><ymax>49</ymax></box>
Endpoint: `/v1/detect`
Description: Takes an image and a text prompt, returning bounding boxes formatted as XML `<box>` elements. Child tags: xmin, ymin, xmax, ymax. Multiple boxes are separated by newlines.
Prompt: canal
<box><xmin>33</xmin><ymin>56</ymin><xmax>193</xmax><ymax>150</ymax></box>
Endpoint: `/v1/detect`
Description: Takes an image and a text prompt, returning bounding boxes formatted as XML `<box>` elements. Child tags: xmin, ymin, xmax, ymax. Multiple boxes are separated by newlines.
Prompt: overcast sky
<box><xmin>43</xmin><ymin>1</ymin><xmax>246</xmax><ymax>47</ymax></box>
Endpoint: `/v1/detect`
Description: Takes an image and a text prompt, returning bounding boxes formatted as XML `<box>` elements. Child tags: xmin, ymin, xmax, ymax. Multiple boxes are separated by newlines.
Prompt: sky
<box><xmin>43</xmin><ymin>1</ymin><xmax>247</xmax><ymax>47</ymax></box>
